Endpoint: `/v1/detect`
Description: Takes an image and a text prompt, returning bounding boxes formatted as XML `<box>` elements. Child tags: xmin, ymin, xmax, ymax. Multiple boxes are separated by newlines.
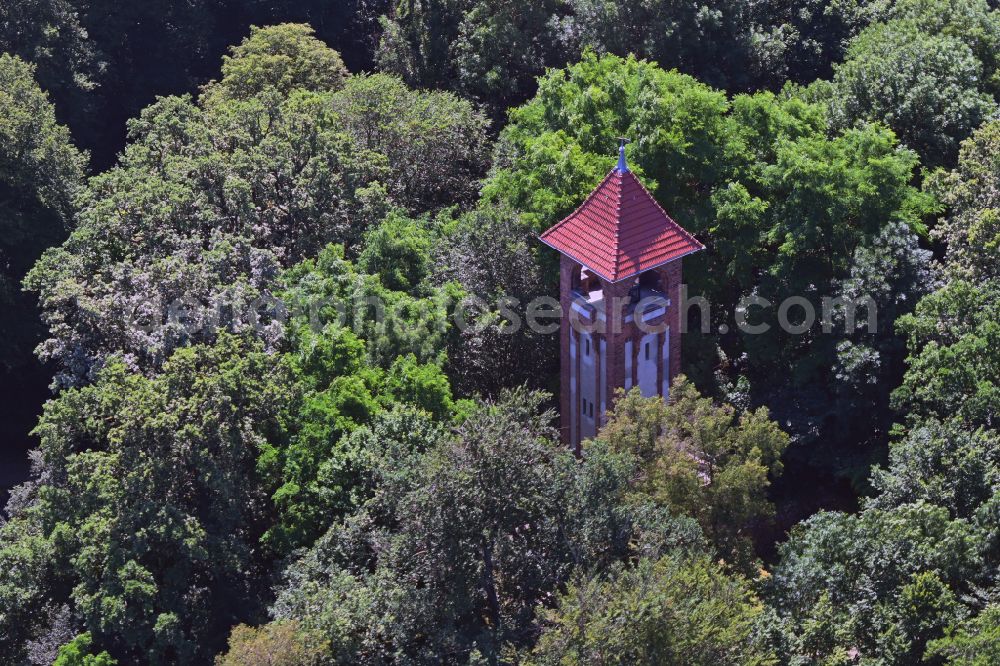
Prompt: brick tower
<box><xmin>540</xmin><ymin>141</ymin><xmax>704</xmax><ymax>451</ymax></box>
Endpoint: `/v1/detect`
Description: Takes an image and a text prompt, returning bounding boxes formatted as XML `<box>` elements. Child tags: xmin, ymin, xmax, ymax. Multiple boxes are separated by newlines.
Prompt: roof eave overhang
<box><xmin>538</xmin><ymin>236</ymin><xmax>704</xmax><ymax>284</ymax></box>
<box><xmin>538</xmin><ymin>235</ymin><xmax>616</xmax><ymax>282</ymax></box>
<box><xmin>607</xmin><ymin>246</ymin><xmax>704</xmax><ymax>283</ymax></box>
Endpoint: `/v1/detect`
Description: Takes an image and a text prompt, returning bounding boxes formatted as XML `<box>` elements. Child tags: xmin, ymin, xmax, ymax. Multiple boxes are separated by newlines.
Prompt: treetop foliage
<box><xmin>23</xmin><ymin>24</ymin><xmax>489</xmax><ymax>387</ymax></box>
<box><xmin>0</xmin><ymin>54</ymin><xmax>87</xmax><ymax>371</ymax></box>
<box><xmin>5</xmin><ymin>2</ymin><xmax>1000</xmax><ymax>664</ymax></box>
<box><xmin>597</xmin><ymin>381</ymin><xmax>789</xmax><ymax>570</ymax></box>
<box><xmin>528</xmin><ymin>552</ymin><xmax>780</xmax><ymax>665</ymax></box>
<box><xmin>203</xmin><ymin>24</ymin><xmax>348</xmax><ymax>105</ymax></box>
<box><xmin>270</xmin><ymin>388</ymin><xmax>711</xmax><ymax>662</ymax></box>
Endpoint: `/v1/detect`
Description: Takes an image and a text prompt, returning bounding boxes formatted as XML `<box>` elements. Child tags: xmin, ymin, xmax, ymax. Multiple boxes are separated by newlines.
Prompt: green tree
<box><xmin>433</xmin><ymin>207</ymin><xmax>557</xmax><ymax>397</ymax></box>
<box><xmin>374</xmin><ymin>0</ymin><xmax>898</xmax><ymax>111</ymax></box>
<box><xmin>821</xmin><ymin>0</ymin><xmax>1000</xmax><ymax>167</ymax></box>
<box><xmin>262</xmin><ymin>346</ymin><xmax>457</xmax><ymax>555</ymax></box>
<box><xmin>25</xmin><ymin>25</ymin><xmax>488</xmax><ymax>387</ymax></box>
<box><xmin>328</xmin><ymin>72</ymin><xmax>488</xmax><ymax>211</ymax></box>
<box><xmin>215</xmin><ymin>621</ymin><xmax>328</xmax><ymax>666</ymax></box>
<box><xmin>357</xmin><ymin>211</ymin><xmax>433</xmax><ymax>293</ymax></box>
<box><xmin>50</xmin><ymin>0</ymin><xmax>219</xmax><ymax>167</ymax></box>
<box><xmin>0</xmin><ymin>54</ymin><xmax>86</xmax><ymax>371</ymax></box>
<box><xmin>376</xmin><ymin>0</ymin><xmax>465</xmax><ymax>88</ymax></box>
<box><xmin>384</xmin><ymin>354</ymin><xmax>455</xmax><ymax>420</ymax></box>
<box><xmin>0</xmin><ymin>3</ymin><xmax>394</xmax><ymax>168</ymax></box>
<box><xmin>273</xmin><ymin>389</ymin><xmax>705</xmax><ymax>662</ymax></box>
<box><xmin>377</xmin><ymin>0</ymin><xmax>564</xmax><ymax>118</ymax></box>
<box><xmin>926</xmin><ymin>605</ymin><xmax>1000</xmax><ymax>665</ymax></box>
<box><xmin>528</xmin><ymin>554</ymin><xmax>778</xmax><ymax>665</ymax></box>
<box><xmin>821</xmin><ymin>220</ymin><xmax>934</xmax><ymax>451</ymax></box>
<box><xmin>0</xmin><ymin>0</ymin><xmax>98</xmax><ymax>119</ymax></box>
<box><xmin>599</xmin><ymin>380</ymin><xmax>788</xmax><ymax>569</ymax></box>
<box><xmin>0</xmin><ymin>335</ymin><xmax>295</xmax><ymax>662</ymax></box>
<box><xmin>927</xmin><ymin>119</ymin><xmax>1000</xmax><ymax>284</ymax></box>
<box><xmin>450</xmin><ymin>0</ymin><xmax>566</xmax><ymax>111</ymax></box>
<box><xmin>869</xmin><ymin>420</ymin><xmax>1000</xmax><ymax>518</ymax></box>
<box><xmin>0</xmin><ymin>53</ymin><xmax>87</xmax><ymax>505</ymax></box>
<box><xmin>202</xmin><ymin>23</ymin><xmax>347</xmax><ymax>104</ymax></box>
<box><xmin>770</xmin><ymin>503</ymin><xmax>982</xmax><ymax>664</ymax></box>
<box><xmin>53</xmin><ymin>633</ymin><xmax>117</xmax><ymax>666</ymax></box>
<box><xmin>773</xmin><ymin>294</ymin><xmax>1000</xmax><ymax>664</ymax></box>
<box><xmin>558</xmin><ymin>0</ymin><xmax>787</xmax><ymax>91</ymax></box>
<box><xmin>893</xmin><ymin>279</ymin><xmax>1000</xmax><ymax>430</ymax></box>
<box><xmin>276</xmin><ymin>243</ymin><xmax>453</xmax><ymax>371</ymax></box>
<box><xmin>718</xmin><ymin>120</ymin><xmax>930</xmax><ymax>430</ymax></box>
<box><xmin>755</xmin><ymin>0</ymin><xmax>891</xmax><ymax>84</ymax></box>
<box><xmin>262</xmin><ymin>243</ymin><xmax>459</xmax><ymax>552</ymax></box>
<box><xmin>891</xmin><ymin>0</ymin><xmax>1000</xmax><ymax>89</ymax></box>
<box><xmin>483</xmin><ymin>52</ymin><xmax>734</xmax><ymax>232</ymax></box>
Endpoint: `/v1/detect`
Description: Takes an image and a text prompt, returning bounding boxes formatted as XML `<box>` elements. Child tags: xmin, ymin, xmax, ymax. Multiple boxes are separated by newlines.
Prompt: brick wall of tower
<box><xmin>660</xmin><ymin>260</ymin><xmax>683</xmax><ymax>384</ymax></box>
<box><xmin>599</xmin><ymin>277</ymin><xmax>634</xmax><ymax>426</ymax></box>
<box><xmin>559</xmin><ymin>256</ymin><xmax>687</xmax><ymax>449</ymax></box>
<box><xmin>558</xmin><ymin>255</ymin><xmax>574</xmax><ymax>446</ymax></box>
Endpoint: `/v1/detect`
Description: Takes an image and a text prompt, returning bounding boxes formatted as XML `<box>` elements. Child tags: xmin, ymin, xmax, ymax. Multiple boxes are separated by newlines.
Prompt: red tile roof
<box><xmin>539</xmin><ymin>168</ymin><xmax>704</xmax><ymax>283</ymax></box>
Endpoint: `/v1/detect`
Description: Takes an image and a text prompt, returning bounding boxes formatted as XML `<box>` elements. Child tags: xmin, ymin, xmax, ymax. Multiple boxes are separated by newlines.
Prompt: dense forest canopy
<box><xmin>2</xmin><ymin>0</ymin><xmax>1000</xmax><ymax>663</ymax></box>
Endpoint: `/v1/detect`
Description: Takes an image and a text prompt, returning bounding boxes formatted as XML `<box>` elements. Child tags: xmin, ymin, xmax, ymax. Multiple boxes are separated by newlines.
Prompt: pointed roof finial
<box><xmin>616</xmin><ymin>137</ymin><xmax>630</xmax><ymax>173</ymax></box>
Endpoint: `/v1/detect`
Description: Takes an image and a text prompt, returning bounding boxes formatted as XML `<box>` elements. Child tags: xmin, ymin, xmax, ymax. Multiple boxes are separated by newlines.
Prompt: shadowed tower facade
<box><xmin>540</xmin><ymin>142</ymin><xmax>704</xmax><ymax>451</ymax></box>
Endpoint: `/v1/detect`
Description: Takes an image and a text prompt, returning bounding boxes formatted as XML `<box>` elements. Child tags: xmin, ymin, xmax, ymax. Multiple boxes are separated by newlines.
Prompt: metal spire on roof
<box><xmin>616</xmin><ymin>137</ymin><xmax>630</xmax><ymax>173</ymax></box>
